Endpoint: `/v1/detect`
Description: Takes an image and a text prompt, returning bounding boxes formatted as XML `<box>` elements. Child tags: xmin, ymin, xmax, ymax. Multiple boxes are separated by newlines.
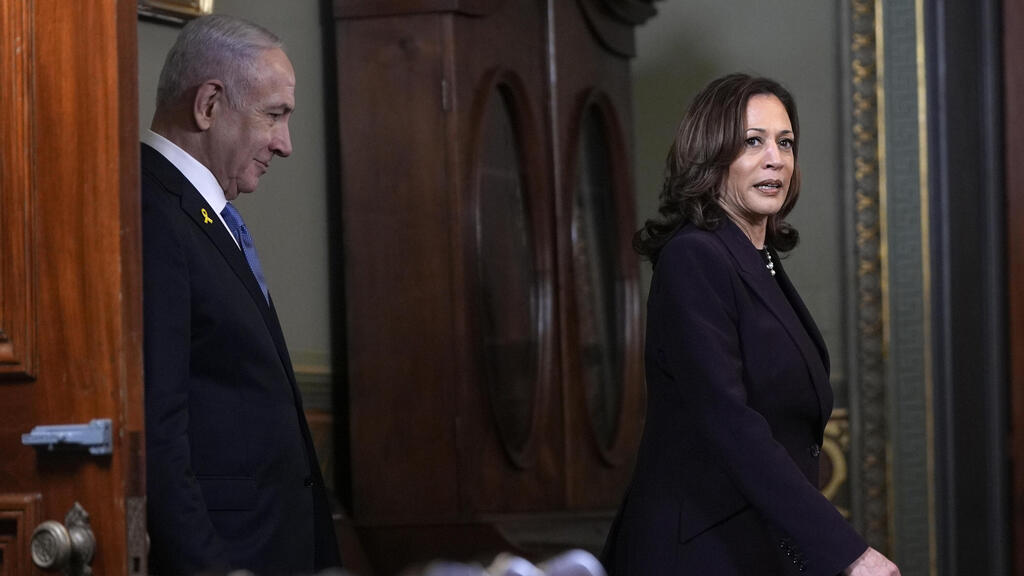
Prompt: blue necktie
<box><xmin>221</xmin><ymin>202</ymin><xmax>270</xmax><ymax>303</ymax></box>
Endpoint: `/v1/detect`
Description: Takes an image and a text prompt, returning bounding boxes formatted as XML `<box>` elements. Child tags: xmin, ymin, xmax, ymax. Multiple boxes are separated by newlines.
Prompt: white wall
<box><xmin>138</xmin><ymin>1</ymin><xmax>331</xmax><ymax>373</ymax></box>
<box><xmin>632</xmin><ymin>0</ymin><xmax>846</xmax><ymax>376</ymax></box>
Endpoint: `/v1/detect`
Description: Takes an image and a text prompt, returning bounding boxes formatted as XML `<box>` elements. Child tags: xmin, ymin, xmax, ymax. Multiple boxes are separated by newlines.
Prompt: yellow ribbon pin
<box><xmin>201</xmin><ymin>208</ymin><xmax>213</xmax><ymax>224</ymax></box>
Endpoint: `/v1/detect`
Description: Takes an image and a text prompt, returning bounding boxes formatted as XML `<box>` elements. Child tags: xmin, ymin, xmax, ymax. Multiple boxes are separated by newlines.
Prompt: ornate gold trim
<box><xmin>915</xmin><ymin>0</ymin><xmax>937</xmax><ymax>572</ymax></box>
<box><xmin>137</xmin><ymin>0</ymin><xmax>213</xmax><ymax>25</ymax></box>
<box><xmin>874</xmin><ymin>0</ymin><xmax>896</xmax><ymax>555</ymax></box>
<box><xmin>823</xmin><ymin>410</ymin><xmax>851</xmax><ymax>518</ymax></box>
<box><xmin>850</xmin><ymin>0</ymin><xmax>891</xmax><ymax>552</ymax></box>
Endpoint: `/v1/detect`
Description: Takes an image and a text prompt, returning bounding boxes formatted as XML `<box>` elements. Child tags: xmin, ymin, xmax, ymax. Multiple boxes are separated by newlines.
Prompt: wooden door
<box><xmin>553</xmin><ymin>0</ymin><xmax>646</xmax><ymax>511</ymax></box>
<box><xmin>0</xmin><ymin>1</ymin><xmax>143</xmax><ymax>575</ymax></box>
<box><xmin>449</xmin><ymin>0</ymin><xmax>562</xmax><ymax>516</ymax></box>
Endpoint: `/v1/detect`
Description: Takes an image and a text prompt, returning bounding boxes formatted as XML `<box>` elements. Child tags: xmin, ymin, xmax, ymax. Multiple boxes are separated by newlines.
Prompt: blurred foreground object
<box><xmin>408</xmin><ymin>550</ymin><xmax>605</xmax><ymax>576</ymax></box>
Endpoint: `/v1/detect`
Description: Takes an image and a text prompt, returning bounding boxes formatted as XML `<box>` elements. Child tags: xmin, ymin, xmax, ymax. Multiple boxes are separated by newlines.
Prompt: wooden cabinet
<box><xmin>333</xmin><ymin>0</ymin><xmax>658</xmax><ymax>569</ymax></box>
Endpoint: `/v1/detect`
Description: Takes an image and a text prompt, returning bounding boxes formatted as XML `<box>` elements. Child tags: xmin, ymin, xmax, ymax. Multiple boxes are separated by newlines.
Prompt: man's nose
<box><xmin>273</xmin><ymin>123</ymin><xmax>292</xmax><ymax>157</ymax></box>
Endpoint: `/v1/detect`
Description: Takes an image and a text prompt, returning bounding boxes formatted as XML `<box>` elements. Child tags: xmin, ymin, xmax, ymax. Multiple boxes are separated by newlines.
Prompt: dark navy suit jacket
<box><xmin>603</xmin><ymin>220</ymin><xmax>866</xmax><ymax>575</ymax></box>
<box><xmin>141</xmin><ymin>144</ymin><xmax>340</xmax><ymax>575</ymax></box>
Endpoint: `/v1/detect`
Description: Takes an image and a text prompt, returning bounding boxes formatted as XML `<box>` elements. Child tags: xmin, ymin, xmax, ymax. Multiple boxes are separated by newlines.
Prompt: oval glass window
<box><xmin>475</xmin><ymin>88</ymin><xmax>539</xmax><ymax>459</ymax></box>
<box><xmin>573</xmin><ymin>104</ymin><xmax>624</xmax><ymax>449</ymax></box>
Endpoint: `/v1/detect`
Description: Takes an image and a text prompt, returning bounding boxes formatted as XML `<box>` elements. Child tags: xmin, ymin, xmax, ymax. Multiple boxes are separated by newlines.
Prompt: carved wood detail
<box><xmin>576</xmin><ymin>0</ymin><xmax>661</xmax><ymax>58</ymax></box>
<box><xmin>334</xmin><ymin>0</ymin><xmax>507</xmax><ymax>18</ymax></box>
<box><xmin>0</xmin><ymin>0</ymin><xmax>36</xmax><ymax>380</ymax></box>
<box><xmin>0</xmin><ymin>493</ymin><xmax>42</xmax><ymax>576</ymax></box>
<box><xmin>466</xmin><ymin>69</ymin><xmax>554</xmax><ymax>471</ymax></box>
<box><xmin>595</xmin><ymin>0</ymin><xmax>658</xmax><ymax>25</ymax></box>
<box><xmin>562</xmin><ymin>89</ymin><xmax>643</xmax><ymax>469</ymax></box>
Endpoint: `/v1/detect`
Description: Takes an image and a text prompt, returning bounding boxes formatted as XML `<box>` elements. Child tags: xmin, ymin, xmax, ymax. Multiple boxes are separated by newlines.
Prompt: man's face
<box><xmin>209</xmin><ymin>47</ymin><xmax>295</xmax><ymax>200</ymax></box>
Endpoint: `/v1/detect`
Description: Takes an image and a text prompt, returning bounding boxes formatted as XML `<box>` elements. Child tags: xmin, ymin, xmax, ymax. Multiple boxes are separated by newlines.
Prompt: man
<box><xmin>142</xmin><ymin>14</ymin><xmax>340</xmax><ymax>575</ymax></box>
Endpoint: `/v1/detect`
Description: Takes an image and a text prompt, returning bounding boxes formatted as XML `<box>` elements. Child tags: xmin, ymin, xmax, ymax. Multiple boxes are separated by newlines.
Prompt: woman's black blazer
<box><xmin>604</xmin><ymin>220</ymin><xmax>867</xmax><ymax>575</ymax></box>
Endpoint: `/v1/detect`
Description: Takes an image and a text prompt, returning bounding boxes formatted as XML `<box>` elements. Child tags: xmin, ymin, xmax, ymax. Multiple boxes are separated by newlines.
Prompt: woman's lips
<box><xmin>754</xmin><ymin>179</ymin><xmax>783</xmax><ymax>193</ymax></box>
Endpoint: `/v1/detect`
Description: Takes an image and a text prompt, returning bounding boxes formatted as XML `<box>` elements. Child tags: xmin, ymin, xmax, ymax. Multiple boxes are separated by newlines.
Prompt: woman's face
<box><xmin>718</xmin><ymin>94</ymin><xmax>795</xmax><ymax>232</ymax></box>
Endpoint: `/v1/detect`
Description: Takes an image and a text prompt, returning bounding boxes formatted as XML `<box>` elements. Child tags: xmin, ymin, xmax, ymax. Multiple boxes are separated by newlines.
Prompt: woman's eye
<box><xmin>779</xmin><ymin>138</ymin><xmax>794</xmax><ymax>149</ymax></box>
<box><xmin>745</xmin><ymin>136</ymin><xmax>761</xmax><ymax>147</ymax></box>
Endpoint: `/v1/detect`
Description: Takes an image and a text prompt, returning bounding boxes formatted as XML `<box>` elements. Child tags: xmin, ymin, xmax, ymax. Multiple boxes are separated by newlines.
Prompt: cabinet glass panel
<box><xmin>573</xmin><ymin>105</ymin><xmax>623</xmax><ymax>448</ymax></box>
<box><xmin>476</xmin><ymin>88</ymin><xmax>539</xmax><ymax>456</ymax></box>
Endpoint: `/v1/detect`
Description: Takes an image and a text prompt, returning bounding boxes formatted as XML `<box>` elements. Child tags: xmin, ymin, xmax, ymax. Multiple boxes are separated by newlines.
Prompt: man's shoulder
<box><xmin>140</xmin><ymin>150</ymin><xmax>189</xmax><ymax>237</ymax></box>
<box><xmin>141</xmin><ymin>144</ymin><xmax>186</xmax><ymax>200</ymax></box>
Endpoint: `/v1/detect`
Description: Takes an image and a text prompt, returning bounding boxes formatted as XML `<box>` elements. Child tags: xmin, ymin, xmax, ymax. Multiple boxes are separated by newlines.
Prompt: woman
<box><xmin>602</xmin><ymin>74</ymin><xmax>899</xmax><ymax>576</ymax></box>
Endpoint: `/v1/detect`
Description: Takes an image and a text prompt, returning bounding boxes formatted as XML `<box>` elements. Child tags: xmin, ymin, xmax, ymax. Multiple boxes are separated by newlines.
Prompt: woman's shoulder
<box><xmin>649</xmin><ymin>223</ymin><xmax>739</xmax><ymax>306</ymax></box>
<box><xmin>649</xmin><ymin>224</ymin><xmax>742</xmax><ymax>298</ymax></box>
<box><xmin>658</xmin><ymin>223</ymin><xmax>731</xmax><ymax>266</ymax></box>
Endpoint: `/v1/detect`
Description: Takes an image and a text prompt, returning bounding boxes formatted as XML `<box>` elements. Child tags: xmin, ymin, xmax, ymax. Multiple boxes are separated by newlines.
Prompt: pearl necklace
<box><xmin>758</xmin><ymin>246</ymin><xmax>776</xmax><ymax>277</ymax></box>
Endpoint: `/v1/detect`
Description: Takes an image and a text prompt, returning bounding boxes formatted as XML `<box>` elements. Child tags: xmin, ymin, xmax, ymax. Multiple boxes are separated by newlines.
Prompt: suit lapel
<box><xmin>714</xmin><ymin>220</ymin><xmax>831</xmax><ymax>432</ymax></box>
<box><xmin>774</xmin><ymin>261</ymin><xmax>830</xmax><ymax>375</ymax></box>
<box><xmin>142</xmin><ymin>144</ymin><xmax>298</xmax><ymax>386</ymax></box>
<box><xmin>179</xmin><ymin>189</ymin><xmax>302</xmax><ymax>389</ymax></box>
<box><xmin>178</xmin><ymin>188</ymin><xmax>270</xmax><ymax>313</ymax></box>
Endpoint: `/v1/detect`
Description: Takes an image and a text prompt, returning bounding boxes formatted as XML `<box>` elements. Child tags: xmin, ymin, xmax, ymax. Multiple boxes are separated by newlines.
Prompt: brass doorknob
<box><xmin>30</xmin><ymin>502</ymin><xmax>96</xmax><ymax>575</ymax></box>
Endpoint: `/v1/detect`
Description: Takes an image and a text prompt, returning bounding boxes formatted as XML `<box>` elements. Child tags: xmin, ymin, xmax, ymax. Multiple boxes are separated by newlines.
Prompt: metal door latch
<box><xmin>21</xmin><ymin>419</ymin><xmax>112</xmax><ymax>455</ymax></box>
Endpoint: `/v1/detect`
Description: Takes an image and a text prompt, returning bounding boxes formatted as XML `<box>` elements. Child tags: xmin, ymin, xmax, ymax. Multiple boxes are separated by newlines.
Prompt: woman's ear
<box><xmin>192</xmin><ymin>79</ymin><xmax>225</xmax><ymax>131</ymax></box>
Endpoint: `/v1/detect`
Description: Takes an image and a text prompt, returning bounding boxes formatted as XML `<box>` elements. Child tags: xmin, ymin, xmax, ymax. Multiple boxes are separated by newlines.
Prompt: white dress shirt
<box><xmin>142</xmin><ymin>129</ymin><xmax>240</xmax><ymax>248</ymax></box>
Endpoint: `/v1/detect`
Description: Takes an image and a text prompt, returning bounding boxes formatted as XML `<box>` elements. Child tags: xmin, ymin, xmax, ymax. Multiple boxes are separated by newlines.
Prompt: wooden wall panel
<box><xmin>0</xmin><ymin>494</ymin><xmax>41</xmax><ymax>576</ymax></box>
<box><xmin>0</xmin><ymin>0</ymin><xmax>36</xmax><ymax>380</ymax></box>
<box><xmin>338</xmin><ymin>14</ymin><xmax>461</xmax><ymax>523</ymax></box>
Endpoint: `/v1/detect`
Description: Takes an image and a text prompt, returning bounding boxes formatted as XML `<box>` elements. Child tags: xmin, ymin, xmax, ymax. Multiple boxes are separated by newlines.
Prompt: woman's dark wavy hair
<box><xmin>634</xmin><ymin>73</ymin><xmax>802</xmax><ymax>265</ymax></box>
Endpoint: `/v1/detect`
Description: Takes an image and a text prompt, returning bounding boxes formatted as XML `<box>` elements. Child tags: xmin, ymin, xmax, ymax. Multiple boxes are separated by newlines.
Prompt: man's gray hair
<box><xmin>155</xmin><ymin>14</ymin><xmax>283</xmax><ymax>111</ymax></box>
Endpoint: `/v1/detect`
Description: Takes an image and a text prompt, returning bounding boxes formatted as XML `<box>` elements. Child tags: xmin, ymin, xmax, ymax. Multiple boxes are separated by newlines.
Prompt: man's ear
<box><xmin>193</xmin><ymin>80</ymin><xmax>226</xmax><ymax>131</ymax></box>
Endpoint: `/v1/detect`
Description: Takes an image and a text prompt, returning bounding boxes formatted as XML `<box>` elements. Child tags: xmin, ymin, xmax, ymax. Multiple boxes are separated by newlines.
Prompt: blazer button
<box><xmin>810</xmin><ymin>443</ymin><xmax>821</xmax><ymax>458</ymax></box>
<box><xmin>304</xmin><ymin>476</ymin><xmax>314</xmax><ymax>487</ymax></box>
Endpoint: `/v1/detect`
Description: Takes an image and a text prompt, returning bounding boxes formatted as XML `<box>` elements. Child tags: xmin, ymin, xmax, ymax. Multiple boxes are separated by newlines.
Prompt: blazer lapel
<box><xmin>179</xmin><ymin>191</ymin><xmax>301</xmax><ymax>381</ymax></box>
<box><xmin>142</xmin><ymin>145</ymin><xmax>297</xmax><ymax>382</ymax></box>
<box><xmin>774</xmin><ymin>261</ymin><xmax>830</xmax><ymax>375</ymax></box>
<box><xmin>178</xmin><ymin>185</ymin><xmax>272</xmax><ymax>313</ymax></box>
<box><xmin>714</xmin><ymin>221</ymin><xmax>832</xmax><ymax>433</ymax></box>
